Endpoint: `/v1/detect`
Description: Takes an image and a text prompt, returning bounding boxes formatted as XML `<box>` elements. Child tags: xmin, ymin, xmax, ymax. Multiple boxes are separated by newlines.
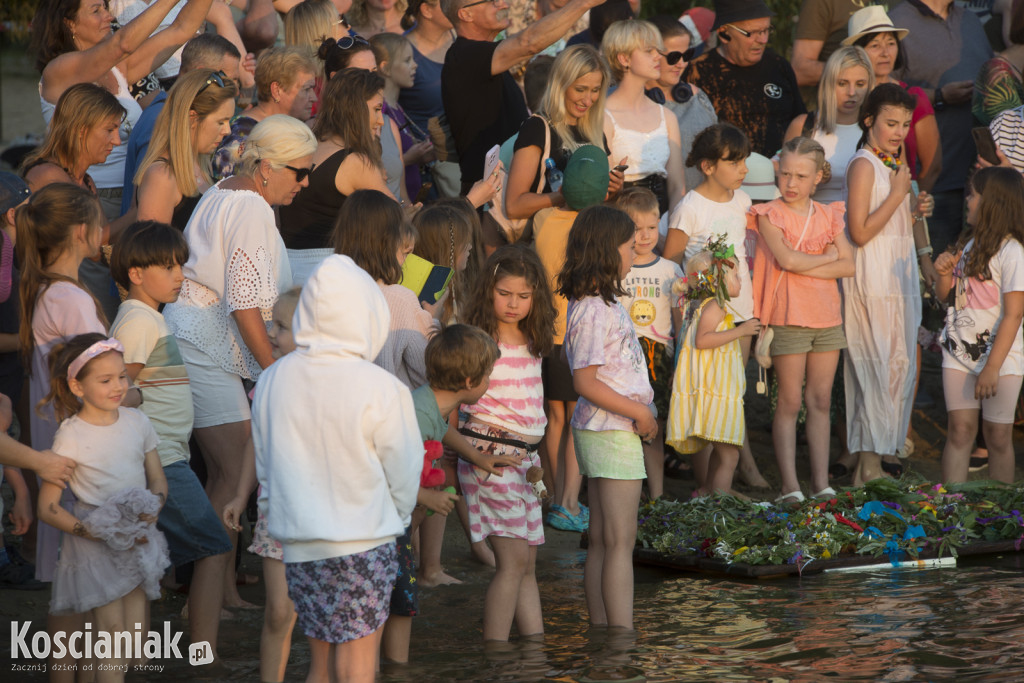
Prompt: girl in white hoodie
<box><xmin>252</xmin><ymin>254</ymin><xmax>421</xmax><ymax>683</ymax></box>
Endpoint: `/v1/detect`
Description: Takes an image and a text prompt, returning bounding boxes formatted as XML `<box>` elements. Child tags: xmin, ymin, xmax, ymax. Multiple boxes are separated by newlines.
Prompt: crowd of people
<box><xmin>0</xmin><ymin>0</ymin><xmax>1021</xmax><ymax>680</ymax></box>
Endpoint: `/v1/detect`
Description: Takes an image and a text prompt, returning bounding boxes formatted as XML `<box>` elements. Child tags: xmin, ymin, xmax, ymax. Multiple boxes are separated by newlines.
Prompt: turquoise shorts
<box><xmin>572</xmin><ymin>428</ymin><xmax>646</xmax><ymax>480</ymax></box>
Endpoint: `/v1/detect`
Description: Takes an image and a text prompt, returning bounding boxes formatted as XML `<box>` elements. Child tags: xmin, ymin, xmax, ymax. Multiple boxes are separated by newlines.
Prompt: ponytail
<box><xmin>16</xmin><ymin>184</ymin><xmax>107</xmax><ymax>367</ymax></box>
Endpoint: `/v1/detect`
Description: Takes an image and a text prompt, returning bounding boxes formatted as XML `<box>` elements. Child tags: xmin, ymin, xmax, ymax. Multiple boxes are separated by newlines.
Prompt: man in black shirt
<box><xmin>684</xmin><ymin>0</ymin><xmax>805</xmax><ymax>157</ymax></box>
<box><xmin>440</xmin><ymin>0</ymin><xmax>602</xmax><ymax>198</ymax></box>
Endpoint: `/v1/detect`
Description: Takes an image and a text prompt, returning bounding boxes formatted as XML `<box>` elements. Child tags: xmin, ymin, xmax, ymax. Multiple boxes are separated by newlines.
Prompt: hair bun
<box><xmin>317</xmin><ymin>37</ymin><xmax>337</xmax><ymax>60</ymax></box>
<box><xmin>820</xmin><ymin>160</ymin><xmax>833</xmax><ymax>186</ymax></box>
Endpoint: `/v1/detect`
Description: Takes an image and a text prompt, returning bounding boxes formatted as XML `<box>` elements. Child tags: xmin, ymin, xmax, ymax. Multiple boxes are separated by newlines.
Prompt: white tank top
<box><xmin>606</xmin><ymin>107</ymin><xmax>670</xmax><ymax>181</ymax></box>
<box><xmin>813</xmin><ymin>122</ymin><xmax>861</xmax><ymax>203</ymax></box>
<box><xmin>39</xmin><ymin>67</ymin><xmax>143</xmax><ymax>190</ymax></box>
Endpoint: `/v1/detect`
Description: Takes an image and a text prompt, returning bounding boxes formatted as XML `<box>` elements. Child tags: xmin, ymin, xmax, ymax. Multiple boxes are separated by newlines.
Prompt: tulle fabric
<box><xmin>50</xmin><ymin>488</ymin><xmax>170</xmax><ymax>615</ymax></box>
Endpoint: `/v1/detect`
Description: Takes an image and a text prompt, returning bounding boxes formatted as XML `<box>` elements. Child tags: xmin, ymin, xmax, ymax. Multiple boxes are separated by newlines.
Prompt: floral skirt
<box><xmin>285</xmin><ymin>542</ymin><xmax>397</xmax><ymax>644</ymax></box>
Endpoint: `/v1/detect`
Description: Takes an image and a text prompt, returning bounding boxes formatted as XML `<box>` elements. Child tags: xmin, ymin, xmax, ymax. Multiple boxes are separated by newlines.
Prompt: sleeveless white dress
<box><xmin>841</xmin><ymin>149</ymin><xmax>921</xmax><ymax>455</ymax></box>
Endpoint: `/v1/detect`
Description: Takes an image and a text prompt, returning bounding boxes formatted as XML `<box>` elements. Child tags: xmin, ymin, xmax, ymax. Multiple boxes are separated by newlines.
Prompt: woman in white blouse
<box><xmin>164</xmin><ymin>115</ymin><xmax>315</xmax><ymax>600</ymax></box>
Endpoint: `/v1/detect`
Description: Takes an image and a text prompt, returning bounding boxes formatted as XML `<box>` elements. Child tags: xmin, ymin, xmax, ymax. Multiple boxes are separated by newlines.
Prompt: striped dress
<box><xmin>458</xmin><ymin>343</ymin><xmax>546</xmax><ymax>544</ymax></box>
<box><xmin>666</xmin><ymin>298</ymin><xmax>745</xmax><ymax>453</ymax></box>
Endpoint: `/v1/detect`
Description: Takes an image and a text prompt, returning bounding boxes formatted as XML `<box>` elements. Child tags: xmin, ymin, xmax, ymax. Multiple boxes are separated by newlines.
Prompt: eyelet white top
<box><xmin>164</xmin><ymin>182</ymin><xmax>292</xmax><ymax>380</ymax></box>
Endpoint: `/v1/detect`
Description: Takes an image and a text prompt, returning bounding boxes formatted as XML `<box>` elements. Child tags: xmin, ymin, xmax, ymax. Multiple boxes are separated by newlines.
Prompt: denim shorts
<box><xmin>157</xmin><ymin>461</ymin><xmax>232</xmax><ymax>566</ymax></box>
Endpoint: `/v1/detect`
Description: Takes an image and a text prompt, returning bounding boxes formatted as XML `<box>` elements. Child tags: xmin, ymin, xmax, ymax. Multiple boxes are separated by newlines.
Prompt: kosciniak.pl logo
<box><xmin>10</xmin><ymin>621</ymin><xmax>211</xmax><ymax>666</ymax></box>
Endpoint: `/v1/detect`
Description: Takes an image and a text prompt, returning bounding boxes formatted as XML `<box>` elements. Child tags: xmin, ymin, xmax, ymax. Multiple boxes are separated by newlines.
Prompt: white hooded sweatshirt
<box><xmin>253</xmin><ymin>255</ymin><xmax>422</xmax><ymax>563</ymax></box>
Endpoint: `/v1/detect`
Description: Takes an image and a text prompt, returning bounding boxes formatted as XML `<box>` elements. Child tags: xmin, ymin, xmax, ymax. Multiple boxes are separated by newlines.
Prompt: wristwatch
<box><xmin>933</xmin><ymin>87</ymin><xmax>945</xmax><ymax>111</ymax></box>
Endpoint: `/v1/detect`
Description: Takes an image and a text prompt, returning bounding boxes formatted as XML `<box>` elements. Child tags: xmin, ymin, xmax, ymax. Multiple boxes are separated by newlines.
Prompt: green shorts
<box><xmin>770</xmin><ymin>324</ymin><xmax>846</xmax><ymax>356</ymax></box>
<box><xmin>572</xmin><ymin>428</ymin><xmax>646</xmax><ymax>480</ymax></box>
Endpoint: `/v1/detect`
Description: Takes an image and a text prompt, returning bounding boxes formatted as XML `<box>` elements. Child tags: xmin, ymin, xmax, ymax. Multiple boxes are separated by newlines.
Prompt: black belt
<box><xmin>458</xmin><ymin>426</ymin><xmax>538</xmax><ymax>453</ymax></box>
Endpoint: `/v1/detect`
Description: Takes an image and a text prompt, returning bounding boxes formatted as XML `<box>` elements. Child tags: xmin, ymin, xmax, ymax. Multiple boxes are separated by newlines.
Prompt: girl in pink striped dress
<box><xmin>459</xmin><ymin>244</ymin><xmax>556</xmax><ymax>641</ymax></box>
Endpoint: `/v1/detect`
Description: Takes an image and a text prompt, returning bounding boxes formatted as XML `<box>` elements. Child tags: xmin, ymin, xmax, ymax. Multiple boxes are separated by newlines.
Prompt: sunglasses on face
<box><xmin>284</xmin><ymin>164</ymin><xmax>316</xmax><ymax>182</ymax></box>
<box><xmin>663</xmin><ymin>48</ymin><xmax>696</xmax><ymax>65</ymax></box>
<box><xmin>724</xmin><ymin>23</ymin><xmax>775</xmax><ymax>39</ymax></box>
<box><xmin>197</xmin><ymin>70</ymin><xmax>228</xmax><ymax>94</ymax></box>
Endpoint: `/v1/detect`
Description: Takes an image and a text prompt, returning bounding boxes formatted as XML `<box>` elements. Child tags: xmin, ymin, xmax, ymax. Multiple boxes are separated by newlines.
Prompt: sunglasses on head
<box><xmin>197</xmin><ymin>70</ymin><xmax>228</xmax><ymax>94</ymax></box>
<box><xmin>337</xmin><ymin>35</ymin><xmax>370</xmax><ymax>50</ymax></box>
<box><xmin>663</xmin><ymin>48</ymin><xmax>696</xmax><ymax>65</ymax></box>
<box><xmin>284</xmin><ymin>163</ymin><xmax>316</xmax><ymax>182</ymax></box>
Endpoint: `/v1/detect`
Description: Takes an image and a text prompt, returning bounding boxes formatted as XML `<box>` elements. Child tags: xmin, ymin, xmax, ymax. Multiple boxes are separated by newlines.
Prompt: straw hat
<box><xmin>842</xmin><ymin>6</ymin><xmax>909</xmax><ymax>46</ymax></box>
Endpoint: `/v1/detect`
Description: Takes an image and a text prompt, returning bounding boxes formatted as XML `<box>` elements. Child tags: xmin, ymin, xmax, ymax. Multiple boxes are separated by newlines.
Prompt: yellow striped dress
<box><xmin>666</xmin><ymin>298</ymin><xmax>746</xmax><ymax>454</ymax></box>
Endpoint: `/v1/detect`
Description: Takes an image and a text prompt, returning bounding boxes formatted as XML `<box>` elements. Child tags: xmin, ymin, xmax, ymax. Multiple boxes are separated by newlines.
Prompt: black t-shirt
<box><xmin>442</xmin><ymin>37</ymin><xmax>530</xmax><ymax>192</ymax></box>
<box><xmin>684</xmin><ymin>48</ymin><xmax>806</xmax><ymax>157</ymax></box>
<box><xmin>513</xmin><ymin>117</ymin><xmax>609</xmax><ymax>193</ymax></box>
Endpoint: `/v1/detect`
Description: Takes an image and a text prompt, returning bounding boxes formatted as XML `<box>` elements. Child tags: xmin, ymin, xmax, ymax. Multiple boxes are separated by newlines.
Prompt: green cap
<box><xmin>562</xmin><ymin>145</ymin><xmax>610</xmax><ymax>211</ymax></box>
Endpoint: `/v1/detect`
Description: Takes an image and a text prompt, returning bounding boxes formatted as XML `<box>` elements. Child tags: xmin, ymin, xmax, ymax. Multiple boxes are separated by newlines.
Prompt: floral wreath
<box><xmin>685</xmin><ymin>234</ymin><xmax>737</xmax><ymax>308</ymax></box>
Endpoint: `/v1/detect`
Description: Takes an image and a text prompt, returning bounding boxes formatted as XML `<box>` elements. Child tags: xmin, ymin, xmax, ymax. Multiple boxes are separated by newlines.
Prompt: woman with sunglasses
<box><xmin>319</xmin><ymin>34</ymin><xmax>379</xmax><ymax>78</ymax></box>
<box><xmin>279</xmin><ymin>68</ymin><xmax>396</xmax><ymax>285</ymax></box>
<box><xmin>212</xmin><ymin>47</ymin><xmax>319</xmax><ymax>179</ymax></box>
<box><xmin>134</xmin><ymin>69</ymin><xmax>238</xmax><ymax>231</ymax></box>
<box><xmin>164</xmin><ymin>115</ymin><xmax>315</xmax><ymax>615</ymax></box>
<box><xmin>602</xmin><ymin>19</ymin><xmax>685</xmax><ymax>218</ymax></box>
<box><xmin>648</xmin><ymin>15</ymin><xmax>717</xmax><ymax>194</ymax></box>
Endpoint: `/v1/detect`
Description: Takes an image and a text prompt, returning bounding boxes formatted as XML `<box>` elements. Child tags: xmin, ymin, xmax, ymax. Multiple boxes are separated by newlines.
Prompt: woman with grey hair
<box><xmin>164</xmin><ymin>114</ymin><xmax>315</xmax><ymax>607</ymax></box>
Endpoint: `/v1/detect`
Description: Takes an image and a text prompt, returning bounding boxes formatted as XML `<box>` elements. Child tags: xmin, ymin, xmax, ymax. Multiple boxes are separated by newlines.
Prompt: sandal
<box><xmin>828</xmin><ymin>462</ymin><xmax>851</xmax><ymax>480</ymax></box>
<box><xmin>664</xmin><ymin>451</ymin><xmax>692</xmax><ymax>479</ymax></box>
<box><xmin>774</xmin><ymin>491</ymin><xmax>805</xmax><ymax>505</ymax></box>
<box><xmin>812</xmin><ymin>486</ymin><xmax>837</xmax><ymax>498</ymax></box>
<box><xmin>880</xmin><ymin>460</ymin><xmax>904</xmax><ymax>477</ymax></box>
<box><xmin>545</xmin><ymin>504</ymin><xmax>587</xmax><ymax>532</ymax></box>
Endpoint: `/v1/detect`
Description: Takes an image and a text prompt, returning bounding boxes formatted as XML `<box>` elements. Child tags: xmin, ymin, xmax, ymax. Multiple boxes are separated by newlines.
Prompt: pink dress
<box><xmin>30</xmin><ymin>281</ymin><xmax>106</xmax><ymax>582</ymax></box>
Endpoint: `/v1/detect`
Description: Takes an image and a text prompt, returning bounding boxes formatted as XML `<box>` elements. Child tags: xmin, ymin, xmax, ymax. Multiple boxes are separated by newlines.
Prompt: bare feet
<box><xmin>852</xmin><ymin>453</ymin><xmax>887</xmax><ymax>487</ymax></box>
<box><xmin>222</xmin><ymin>597</ymin><xmax>260</xmax><ymax>609</ymax></box>
<box><xmin>181</xmin><ymin>603</ymin><xmax>234</xmax><ymax>620</ymax></box>
<box><xmin>418</xmin><ymin>569</ymin><xmax>462</xmax><ymax>587</ymax></box>
<box><xmin>737</xmin><ymin>461</ymin><xmax>770</xmax><ymax>489</ymax></box>
<box><xmin>470</xmin><ymin>540</ymin><xmax>496</xmax><ymax>567</ymax></box>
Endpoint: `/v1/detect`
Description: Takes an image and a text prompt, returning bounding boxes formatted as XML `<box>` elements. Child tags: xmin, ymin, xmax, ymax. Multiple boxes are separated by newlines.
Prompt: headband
<box><xmin>67</xmin><ymin>338</ymin><xmax>124</xmax><ymax>382</ymax></box>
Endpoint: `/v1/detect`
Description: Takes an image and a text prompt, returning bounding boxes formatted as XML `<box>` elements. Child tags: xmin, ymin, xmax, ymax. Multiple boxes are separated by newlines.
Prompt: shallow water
<box><xmin>379</xmin><ymin>550</ymin><xmax>1024</xmax><ymax>683</ymax></box>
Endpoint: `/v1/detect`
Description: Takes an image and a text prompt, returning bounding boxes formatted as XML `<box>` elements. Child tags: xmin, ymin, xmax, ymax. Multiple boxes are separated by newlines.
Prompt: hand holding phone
<box><xmin>973</xmin><ymin>127</ymin><xmax>1001</xmax><ymax>166</ymax></box>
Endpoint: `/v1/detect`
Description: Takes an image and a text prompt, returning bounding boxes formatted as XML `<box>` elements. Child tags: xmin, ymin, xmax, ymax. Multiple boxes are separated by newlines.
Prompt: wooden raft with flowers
<box><xmin>635</xmin><ymin>479</ymin><xmax>1024</xmax><ymax>578</ymax></box>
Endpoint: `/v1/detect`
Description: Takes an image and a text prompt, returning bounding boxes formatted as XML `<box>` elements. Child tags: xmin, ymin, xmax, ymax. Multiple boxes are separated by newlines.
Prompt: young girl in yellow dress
<box><xmin>667</xmin><ymin>237</ymin><xmax>762</xmax><ymax>496</ymax></box>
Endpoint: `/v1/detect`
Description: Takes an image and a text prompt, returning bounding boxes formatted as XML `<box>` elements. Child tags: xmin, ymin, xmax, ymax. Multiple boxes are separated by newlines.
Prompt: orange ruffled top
<box><xmin>750</xmin><ymin>199</ymin><xmax>846</xmax><ymax>329</ymax></box>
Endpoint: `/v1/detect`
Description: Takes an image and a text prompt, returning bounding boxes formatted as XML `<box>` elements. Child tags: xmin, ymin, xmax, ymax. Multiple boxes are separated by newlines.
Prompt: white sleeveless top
<box><xmin>812</xmin><ymin>122</ymin><xmax>861</xmax><ymax>203</ymax></box>
<box><xmin>606</xmin><ymin>107</ymin><xmax>670</xmax><ymax>181</ymax></box>
<box><xmin>40</xmin><ymin>67</ymin><xmax>143</xmax><ymax>190</ymax></box>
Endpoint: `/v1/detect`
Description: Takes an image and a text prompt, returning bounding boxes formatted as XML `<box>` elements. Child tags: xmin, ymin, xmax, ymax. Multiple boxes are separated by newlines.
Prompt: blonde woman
<box><xmin>22</xmin><ymin>83</ymin><xmax>125</xmax><ymax>195</ymax></box>
<box><xmin>603</xmin><ymin>20</ymin><xmax>685</xmax><ymax>217</ymax></box>
<box><xmin>348</xmin><ymin>0</ymin><xmax>407</xmax><ymax>37</ymax></box>
<box><xmin>506</xmin><ymin>44</ymin><xmax>615</xmax><ymax>220</ymax></box>
<box><xmin>134</xmin><ymin>69</ymin><xmax>238</xmax><ymax>230</ymax></box>
<box><xmin>284</xmin><ymin>0</ymin><xmax>347</xmax><ymax>50</ymax></box>
<box><xmin>164</xmin><ymin>115</ymin><xmax>315</xmax><ymax>613</ymax></box>
<box><xmin>784</xmin><ymin>46</ymin><xmax>875</xmax><ymax>203</ymax></box>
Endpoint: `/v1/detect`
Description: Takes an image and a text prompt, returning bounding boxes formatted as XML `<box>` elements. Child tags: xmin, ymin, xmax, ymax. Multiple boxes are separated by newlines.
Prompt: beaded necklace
<box><xmin>872</xmin><ymin>146</ymin><xmax>902</xmax><ymax>171</ymax></box>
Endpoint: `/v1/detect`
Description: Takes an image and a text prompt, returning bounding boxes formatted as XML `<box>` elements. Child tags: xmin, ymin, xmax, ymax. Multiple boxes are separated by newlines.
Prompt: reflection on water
<box><xmin>386</xmin><ymin>551</ymin><xmax>1024</xmax><ymax>682</ymax></box>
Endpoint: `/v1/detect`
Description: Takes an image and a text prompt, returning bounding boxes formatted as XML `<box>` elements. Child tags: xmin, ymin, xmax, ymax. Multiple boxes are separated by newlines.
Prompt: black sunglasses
<box><xmin>462</xmin><ymin>0</ymin><xmax>499</xmax><ymax>8</ymax></box>
<box><xmin>663</xmin><ymin>48</ymin><xmax>696</xmax><ymax>65</ymax></box>
<box><xmin>337</xmin><ymin>35</ymin><xmax>370</xmax><ymax>50</ymax></box>
<box><xmin>285</xmin><ymin>164</ymin><xmax>316</xmax><ymax>182</ymax></box>
<box><xmin>198</xmin><ymin>70</ymin><xmax>228</xmax><ymax>94</ymax></box>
